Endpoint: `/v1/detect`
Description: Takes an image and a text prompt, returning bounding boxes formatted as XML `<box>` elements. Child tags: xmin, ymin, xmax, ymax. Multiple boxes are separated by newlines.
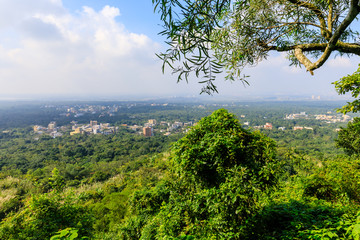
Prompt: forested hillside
<box><xmin>0</xmin><ymin>101</ymin><xmax>359</xmax><ymax>239</ymax></box>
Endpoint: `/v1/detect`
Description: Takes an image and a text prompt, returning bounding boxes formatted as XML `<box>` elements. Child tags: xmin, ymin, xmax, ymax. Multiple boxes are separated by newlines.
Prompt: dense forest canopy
<box><xmin>153</xmin><ymin>0</ymin><xmax>360</xmax><ymax>93</ymax></box>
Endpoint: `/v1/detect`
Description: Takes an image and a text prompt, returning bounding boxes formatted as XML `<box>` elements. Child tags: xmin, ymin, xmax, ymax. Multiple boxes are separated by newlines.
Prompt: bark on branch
<box><xmin>279</xmin><ymin>0</ymin><xmax>360</xmax><ymax>74</ymax></box>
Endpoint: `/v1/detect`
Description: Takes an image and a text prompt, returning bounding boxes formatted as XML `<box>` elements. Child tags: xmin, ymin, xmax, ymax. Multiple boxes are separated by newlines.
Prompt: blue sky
<box><xmin>0</xmin><ymin>0</ymin><xmax>358</xmax><ymax>100</ymax></box>
<box><xmin>62</xmin><ymin>0</ymin><xmax>164</xmax><ymax>41</ymax></box>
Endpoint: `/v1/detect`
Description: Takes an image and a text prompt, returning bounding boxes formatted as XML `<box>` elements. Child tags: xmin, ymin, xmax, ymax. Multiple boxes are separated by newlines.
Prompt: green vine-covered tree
<box><xmin>123</xmin><ymin>109</ymin><xmax>281</xmax><ymax>239</ymax></box>
<box><xmin>171</xmin><ymin>108</ymin><xmax>279</xmax><ymax>188</ymax></box>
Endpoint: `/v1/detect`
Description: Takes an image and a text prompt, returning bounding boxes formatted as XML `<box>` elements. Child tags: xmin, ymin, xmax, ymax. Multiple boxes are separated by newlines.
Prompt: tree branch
<box><xmin>274</xmin><ymin>0</ymin><xmax>360</xmax><ymax>74</ymax></box>
<box><xmin>264</xmin><ymin>42</ymin><xmax>360</xmax><ymax>54</ymax></box>
<box><xmin>307</xmin><ymin>0</ymin><xmax>360</xmax><ymax>72</ymax></box>
<box><xmin>268</xmin><ymin>41</ymin><xmax>360</xmax><ymax>75</ymax></box>
<box><xmin>328</xmin><ymin>0</ymin><xmax>333</xmax><ymax>37</ymax></box>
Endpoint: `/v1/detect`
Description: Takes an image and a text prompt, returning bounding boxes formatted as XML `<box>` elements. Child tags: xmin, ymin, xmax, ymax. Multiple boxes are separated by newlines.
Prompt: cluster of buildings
<box><xmin>126</xmin><ymin>119</ymin><xmax>194</xmax><ymax>137</ymax></box>
<box><xmin>33</xmin><ymin>120</ymin><xmax>117</xmax><ymax>138</ymax></box>
<box><xmin>66</xmin><ymin>105</ymin><xmax>120</xmax><ymax>115</ymax></box>
<box><xmin>293</xmin><ymin>126</ymin><xmax>314</xmax><ymax>130</ymax></box>
<box><xmin>33</xmin><ymin>122</ymin><xmax>63</xmax><ymax>138</ymax></box>
<box><xmin>252</xmin><ymin>123</ymin><xmax>274</xmax><ymax>130</ymax></box>
<box><xmin>285</xmin><ymin>111</ymin><xmax>352</xmax><ymax>123</ymax></box>
<box><xmin>314</xmin><ymin>114</ymin><xmax>351</xmax><ymax>123</ymax></box>
<box><xmin>251</xmin><ymin>123</ymin><xmax>314</xmax><ymax>131</ymax></box>
<box><xmin>166</xmin><ymin>121</ymin><xmax>193</xmax><ymax>132</ymax></box>
<box><xmin>54</xmin><ymin>104</ymin><xmax>121</xmax><ymax>118</ymax></box>
<box><xmin>285</xmin><ymin>112</ymin><xmax>308</xmax><ymax>120</ymax></box>
<box><xmin>70</xmin><ymin>121</ymin><xmax>117</xmax><ymax>136</ymax></box>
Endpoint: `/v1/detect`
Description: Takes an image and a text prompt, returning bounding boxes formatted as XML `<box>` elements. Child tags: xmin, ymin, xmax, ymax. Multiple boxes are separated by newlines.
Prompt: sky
<box><xmin>0</xmin><ymin>0</ymin><xmax>358</xmax><ymax>100</ymax></box>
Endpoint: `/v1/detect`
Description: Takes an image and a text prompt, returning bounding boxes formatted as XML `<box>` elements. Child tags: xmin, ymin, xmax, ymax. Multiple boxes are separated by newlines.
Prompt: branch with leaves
<box><xmin>153</xmin><ymin>0</ymin><xmax>360</xmax><ymax>93</ymax></box>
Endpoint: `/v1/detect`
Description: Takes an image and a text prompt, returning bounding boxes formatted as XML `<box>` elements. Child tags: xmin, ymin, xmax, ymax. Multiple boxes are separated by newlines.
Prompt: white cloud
<box><xmin>100</xmin><ymin>5</ymin><xmax>121</xmax><ymax>19</ymax></box>
<box><xmin>0</xmin><ymin>0</ymin><xmax>64</xmax><ymax>29</ymax></box>
<box><xmin>0</xmin><ymin>1</ymin><xmax>180</xmax><ymax>97</ymax></box>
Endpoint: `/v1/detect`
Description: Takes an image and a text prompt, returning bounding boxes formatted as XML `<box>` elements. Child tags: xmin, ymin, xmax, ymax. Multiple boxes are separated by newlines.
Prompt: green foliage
<box><xmin>334</xmin><ymin>65</ymin><xmax>360</xmax><ymax>114</ymax></box>
<box><xmin>91</xmin><ymin>192</ymin><xmax>128</xmax><ymax>232</ymax></box>
<box><xmin>0</xmin><ymin>176</ymin><xmax>33</xmax><ymax>221</ymax></box>
<box><xmin>294</xmin><ymin>155</ymin><xmax>360</xmax><ymax>204</ymax></box>
<box><xmin>0</xmin><ymin>193</ymin><xmax>93</xmax><ymax>240</ymax></box>
<box><xmin>49</xmin><ymin>167</ymin><xmax>65</xmax><ymax>192</ymax></box>
<box><xmin>352</xmin><ymin>215</ymin><xmax>360</xmax><ymax>240</ymax></box>
<box><xmin>50</xmin><ymin>228</ymin><xmax>89</xmax><ymax>240</ymax></box>
<box><xmin>242</xmin><ymin>201</ymin><xmax>360</xmax><ymax>240</ymax></box>
<box><xmin>242</xmin><ymin>201</ymin><xmax>346</xmax><ymax>239</ymax></box>
<box><xmin>240</xmin><ymin>154</ymin><xmax>360</xmax><ymax>239</ymax></box>
<box><xmin>299</xmin><ymin>211</ymin><xmax>360</xmax><ymax>240</ymax></box>
<box><xmin>336</xmin><ymin>117</ymin><xmax>360</xmax><ymax>155</ymax></box>
<box><xmin>175</xmin><ymin>235</ymin><xmax>195</xmax><ymax>240</ymax></box>
<box><xmin>303</xmin><ymin>174</ymin><xmax>337</xmax><ymax>201</ymax></box>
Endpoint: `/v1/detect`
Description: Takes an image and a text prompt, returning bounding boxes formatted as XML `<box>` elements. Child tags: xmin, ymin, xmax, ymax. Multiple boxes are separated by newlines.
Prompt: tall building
<box><xmin>143</xmin><ymin>127</ymin><xmax>153</xmax><ymax>137</ymax></box>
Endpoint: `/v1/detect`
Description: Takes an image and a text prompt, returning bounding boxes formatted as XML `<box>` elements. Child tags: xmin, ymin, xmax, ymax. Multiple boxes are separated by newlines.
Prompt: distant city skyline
<box><xmin>0</xmin><ymin>0</ymin><xmax>358</xmax><ymax>100</ymax></box>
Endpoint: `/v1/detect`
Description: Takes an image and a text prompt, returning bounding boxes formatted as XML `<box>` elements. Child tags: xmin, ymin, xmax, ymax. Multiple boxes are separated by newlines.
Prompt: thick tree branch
<box><xmin>263</xmin><ymin>41</ymin><xmax>360</xmax><ymax>75</ymax></box>
<box><xmin>264</xmin><ymin>42</ymin><xmax>360</xmax><ymax>55</ymax></box>
<box><xmin>294</xmin><ymin>48</ymin><xmax>315</xmax><ymax>75</ymax></box>
<box><xmin>328</xmin><ymin>0</ymin><xmax>333</xmax><ymax>37</ymax></box>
